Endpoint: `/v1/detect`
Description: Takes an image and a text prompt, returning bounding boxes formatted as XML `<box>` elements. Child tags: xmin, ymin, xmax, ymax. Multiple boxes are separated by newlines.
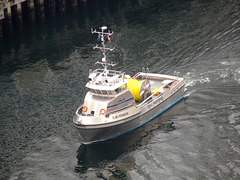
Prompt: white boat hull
<box><xmin>74</xmin><ymin>85</ymin><xmax>184</xmax><ymax>144</ymax></box>
<box><xmin>73</xmin><ymin>27</ymin><xmax>186</xmax><ymax>144</ymax></box>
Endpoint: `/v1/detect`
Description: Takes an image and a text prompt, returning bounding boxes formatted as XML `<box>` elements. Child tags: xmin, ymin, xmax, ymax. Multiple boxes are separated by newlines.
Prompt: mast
<box><xmin>91</xmin><ymin>26</ymin><xmax>115</xmax><ymax>72</ymax></box>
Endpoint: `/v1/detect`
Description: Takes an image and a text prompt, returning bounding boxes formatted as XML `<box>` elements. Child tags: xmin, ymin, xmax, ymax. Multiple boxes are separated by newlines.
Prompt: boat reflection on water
<box><xmin>75</xmin><ymin>100</ymin><xmax>186</xmax><ymax>177</ymax></box>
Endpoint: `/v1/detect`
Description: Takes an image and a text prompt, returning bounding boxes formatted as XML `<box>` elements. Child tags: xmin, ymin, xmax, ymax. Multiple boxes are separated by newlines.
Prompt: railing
<box><xmin>93</xmin><ymin>68</ymin><xmax>124</xmax><ymax>77</ymax></box>
<box><xmin>137</xmin><ymin>89</ymin><xmax>163</xmax><ymax>107</ymax></box>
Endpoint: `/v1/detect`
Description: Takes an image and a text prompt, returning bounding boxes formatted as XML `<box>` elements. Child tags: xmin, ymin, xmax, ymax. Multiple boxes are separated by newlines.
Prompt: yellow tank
<box><xmin>126</xmin><ymin>79</ymin><xmax>151</xmax><ymax>101</ymax></box>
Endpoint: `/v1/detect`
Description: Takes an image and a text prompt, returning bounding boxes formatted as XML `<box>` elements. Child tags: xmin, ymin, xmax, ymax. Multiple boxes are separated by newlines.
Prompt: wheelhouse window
<box><xmin>89</xmin><ymin>88</ymin><xmax>96</xmax><ymax>93</ymax></box>
<box><xmin>110</xmin><ymin>90</ymin><xmax>116</xmax><ymax>95</ymax></box>
<box><xmin>115</xmin><ymin>88</ymin><xmax>120</xmax><ymax>93</ymax></box>
<box><xmin>102</xmin><ymin>90</ymin><xmax>108</xmax><ymax>94</ymax></box>
<box><xmin>89</xmin><ymin>87</ymin><xmax>126</xmax><ymax>95</ymax></box>
<box><xmin>96</xmin><ymin>90</ymin><xmax>101</xmax><ymax>94</ymax></box>
<box><xmin>89</xmin><ymin>88</ymin><xmax>111</xmax><ymax>95</ymax></box>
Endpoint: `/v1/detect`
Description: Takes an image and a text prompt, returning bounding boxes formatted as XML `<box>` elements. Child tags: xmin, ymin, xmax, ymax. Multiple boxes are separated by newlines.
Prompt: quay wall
<box><xmin>0</xmin><ymin>0</ymin><xmax>86</xmax><ymax>37</ymax></box>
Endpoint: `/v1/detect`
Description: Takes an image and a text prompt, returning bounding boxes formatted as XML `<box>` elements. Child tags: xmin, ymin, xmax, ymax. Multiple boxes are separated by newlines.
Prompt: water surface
<box><xmin>0</xmin><ymin>0</ymin><xmax>240</xmax><ymax>179</ymax></box>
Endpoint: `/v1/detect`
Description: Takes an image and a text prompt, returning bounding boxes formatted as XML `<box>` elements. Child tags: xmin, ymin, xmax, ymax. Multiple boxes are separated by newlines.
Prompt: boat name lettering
<box><xmin>148</xmin><ymin>97</ymin><xmax>163</xmax><ymax>109</ymax></box>
<box><xmin>119</xmin><ymin>112</ymin><xmax>128</xmax><ymax>117</ymax></box>
<box><xmin>112</xmin><ymin>112</ymin><xmax>129</xmax><ymax>119</ymax></box>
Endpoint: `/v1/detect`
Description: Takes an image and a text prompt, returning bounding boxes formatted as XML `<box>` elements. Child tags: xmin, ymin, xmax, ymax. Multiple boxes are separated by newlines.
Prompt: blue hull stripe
<box><xmin>107</xmin><ymin>97</ymin><xmax>134</xmax><ymax>108</ymax></box>
<box><xmin>98</xmin><ymin>96</ymin><xmax>184</xmax><ymax>142</ymax></box>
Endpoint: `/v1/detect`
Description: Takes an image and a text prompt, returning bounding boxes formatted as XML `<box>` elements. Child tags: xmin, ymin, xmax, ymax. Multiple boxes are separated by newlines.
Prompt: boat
<box><xmin>73</xmin><ymin>26</ymin><xmax>185</xmax><ymax>144</ymax></box>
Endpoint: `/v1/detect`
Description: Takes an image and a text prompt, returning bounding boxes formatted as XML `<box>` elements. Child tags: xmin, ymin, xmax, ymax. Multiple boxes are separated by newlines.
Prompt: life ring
<box><xmin>173</xmin><ymin>81</ymin><xmax>177</xmax><ymax>85</ymax></box>
<box><xmin>82</xmin><ymin>106</ymin><xmax>88</xmax><ymax>112</ymax></box>
<box><xmin>132</xmin><ymin>76</ymin><xmax>137</xmax><ymax>80</ymax></box>
<box><xmin>99</xmin><ymin>109</ymin><xmax>106</xmax><ymax>115</ymax></box>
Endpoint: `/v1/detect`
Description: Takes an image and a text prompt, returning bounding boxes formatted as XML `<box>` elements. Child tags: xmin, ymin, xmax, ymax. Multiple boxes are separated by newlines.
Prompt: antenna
<box><xmin>91</xmin><ymin>26</ymin><xmax>115</xmax><ymax>72</ymax></box>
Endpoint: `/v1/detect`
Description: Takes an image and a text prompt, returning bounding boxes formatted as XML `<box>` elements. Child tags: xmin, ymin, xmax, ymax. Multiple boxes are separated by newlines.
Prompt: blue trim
<box><xmin>98</xmin><ymin>96</ymin><xmax>184</xmax><ymax>142</ymax></box>
<box><xmin>107</xmin><ymin>97</ymin><xmax>134</xmax><ymax>108</ymax></box>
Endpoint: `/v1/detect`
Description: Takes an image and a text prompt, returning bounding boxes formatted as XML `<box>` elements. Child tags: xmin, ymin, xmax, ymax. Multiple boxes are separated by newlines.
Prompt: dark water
<box><xmin>1</xmin><ymin>0</ymin><xmax>240</xmax><ymax>179</ymax></box>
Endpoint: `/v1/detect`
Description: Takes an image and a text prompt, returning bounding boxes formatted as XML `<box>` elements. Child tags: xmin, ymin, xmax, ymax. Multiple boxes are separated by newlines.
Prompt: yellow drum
<box><xmin>126</xmin><ymin>79</ymin><xmax>151</xmax><ymax>101</ymax></box>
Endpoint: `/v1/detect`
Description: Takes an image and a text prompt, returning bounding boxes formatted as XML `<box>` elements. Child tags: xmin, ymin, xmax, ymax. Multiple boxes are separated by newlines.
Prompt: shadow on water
<box><xmin>75</xmin><ymin>100</ymin><xmax>186</xmax><ymax>178</ymax></box>
<box><xmin>75</xmin><ymin>123</ymin><xmax>174</xmax><ymax>179</ymax></box>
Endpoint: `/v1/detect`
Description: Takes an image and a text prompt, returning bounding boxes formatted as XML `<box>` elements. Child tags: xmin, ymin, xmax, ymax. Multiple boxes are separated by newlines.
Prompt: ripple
<box><xmin>1</xmin><ymin>0</ymin><xmax>240</xmax><ymax>179</ymax></box>
<box><xmin>235</xmin><ymin>125</ymin><xmax>240</xmax><ymax>135</ymax></box>
<box><xmin>9</xmin><ymin>137</ymin><xmax>80</xmax><ymax>180</ymax></box>
<box><xmin>228</xmin><ymin>112</ymin><xmax>240</xmax><ymax>124</ymax></box>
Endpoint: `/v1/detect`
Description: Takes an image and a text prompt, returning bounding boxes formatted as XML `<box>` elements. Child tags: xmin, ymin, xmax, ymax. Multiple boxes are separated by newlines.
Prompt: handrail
<box><xmin>93</xmin><ymin>68</ymin><xmax>124</xmax><ymax>75</ymax></box>
<box><xmin>133</xmin><ymin>72</ymin><xmax>141</xmax><ymax>78</ymax></box>
<box><xmin>137</xmin><ymin>89</ymin><xmax>163</xmax><ymax>107</ymax></box>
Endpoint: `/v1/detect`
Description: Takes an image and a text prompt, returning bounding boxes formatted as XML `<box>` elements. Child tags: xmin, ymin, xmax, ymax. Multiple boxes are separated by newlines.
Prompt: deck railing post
<box><xmin>15</xmin><ymin>3</ymin><xmax>23</xmax><ymax>28</ymax></box>
<box><xmin>35</xmin><ymin>0</ymin><xmax>45</xmax><ymax>21</ymax></box>
<box><xmin>3</xmin><ymin>7</ymin><xmax>13</xmax><ymax>32</ymax></box>
<box><xmin>27</xmin><ymin>0</ymin><xmax>35</xmax><ymax>22</ymax></box>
